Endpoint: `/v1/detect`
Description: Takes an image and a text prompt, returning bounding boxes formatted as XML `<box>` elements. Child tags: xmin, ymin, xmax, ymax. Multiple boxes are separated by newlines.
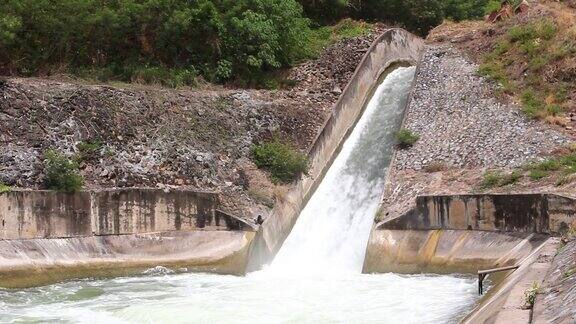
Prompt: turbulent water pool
<box><xmin>0</xmin><ymin>67</ymin><xmax>481</xmax><ymax>323</ymax></box>
<box><xmin>0</xmin><ymin>270</ymin><xmax>478</xmax><ymax>323</ymax></box>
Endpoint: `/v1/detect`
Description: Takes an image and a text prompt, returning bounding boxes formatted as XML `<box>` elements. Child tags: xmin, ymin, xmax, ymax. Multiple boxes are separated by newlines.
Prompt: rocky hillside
<box><xmin>0</xmin><ymin>26</ymin><xmax>384</xmax><ymax>220</ymax></box>
<box><xmin>379</xmin><ymin>1</ymin><xmax>576</xmax><ymax>222</ymax></box>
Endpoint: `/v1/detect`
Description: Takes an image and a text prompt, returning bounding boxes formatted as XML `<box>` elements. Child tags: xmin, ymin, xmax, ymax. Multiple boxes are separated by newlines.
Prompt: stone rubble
<box><xmin>381</xmin><ymin>44</ymin><xmax>575</xmax><ymax>223</ymax></box>
<box><xmin>0</xmin><ymin>29</ymin><xmax>383</xmax><ymax>220</ymax></box>
<box><xmin>395</xmin><ymin>45</ymin><xmax>570</xmax><ymax>171</ymax></box>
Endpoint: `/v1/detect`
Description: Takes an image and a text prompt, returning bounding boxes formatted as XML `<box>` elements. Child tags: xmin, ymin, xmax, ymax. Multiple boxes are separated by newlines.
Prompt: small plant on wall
<box><xmin>43</xmin><ymin>149</ymin><xmax>84</xmax><ymax>192</ymax></box>
<box><xmin>396</xmin><ymin>128</ymin><xmax>420</xmax><ymax>149</ymax></box>
<box><xmin>523</xmin><ymin>282</ymin><xmax>539</xmax><ymax>309</ymax></box>
<box><xmin>0</xmin><ymin>182</ymin><xmax>11</xmax><ymax>194</ymax></box>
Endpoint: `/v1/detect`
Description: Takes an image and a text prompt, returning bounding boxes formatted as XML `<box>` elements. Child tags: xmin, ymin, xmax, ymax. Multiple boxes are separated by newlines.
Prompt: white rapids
<box><xmin>0</xmin><ymin>66</ymin><xmax>480</xmax><ymax>324</ymax></box>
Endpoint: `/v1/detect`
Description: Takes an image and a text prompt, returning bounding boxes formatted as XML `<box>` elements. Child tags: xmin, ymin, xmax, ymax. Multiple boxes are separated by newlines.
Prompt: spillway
<box><xmin>271</xmin><ymin>66</ymin><xmax>415</xmax><ymax>274</ymax></box>
<box><xmin>0</xmin><ymin>66</ymin><xmax>480</xmax><ymax>323</ymax></box>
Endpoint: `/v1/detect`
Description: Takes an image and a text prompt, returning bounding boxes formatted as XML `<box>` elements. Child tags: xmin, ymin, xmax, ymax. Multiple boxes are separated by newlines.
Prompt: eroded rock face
<box><xmin>0</xmin><ymin>30</ymin><xmax>383</xmax><ymax>220</ymax></box>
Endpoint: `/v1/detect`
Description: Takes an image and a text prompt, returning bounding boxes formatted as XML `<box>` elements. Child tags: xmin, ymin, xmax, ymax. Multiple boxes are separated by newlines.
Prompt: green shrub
<box><xmin>528</xmin><ymin>56</ymin><xmax>547</xmax><ymax>71</ymax></box>
<box><xmin>480</xmin><ymin>170</ymin><xmax>502</xmax><ymax>189</ymax></box>
<box><xmin>521</xmin><ymin>89</ymin><xmax>544</xmax><ymax>118</ymax></box>
<box><xmin>480</xmin><ymin>170</ymin><xmax>522</xmax><ymax>188</ymax></box>
<box><xmin>396</xmin><ymin>129</ymin><xmax>420</xmax><ymax>148</ymax></box>
<box><xmin>537</xmin><ymin>20</ymin><xmax>557</xmax><ymax>40</ymax></box>
<box><xmin>564</xmin><ymin>267</ymin><xmax>576</xmax><ymax>278</ymax></box>
<box><xmin>530</xmin><ymin>159</ymin><xmax>561</xmax><ymax>172</ymax></box>
<box><xmin>528</xmin><ymin>169</ymin><xmax>548</xmax><ymax>181</ymax></box>
<box><xmin>492</xmin><ymin>41</ymin><xmax>511</xmax><ymax>56</ymax></box>
<box><xmin>252</xmin><ymin>139</ymin><xmax>308</xmax><ymax>183</ymax></box>
<box><xmin>0</xmin><ymin>182</ymin><xmax>11</xmax><ymax>194</ymax></box>
<box><xmin>477</xmin><ymin>61</ymin><xmax>513</xmax><ymax>92</ymax></box>
<box><xmin>523</xmin><ymin>282</ymin><xmax>539</xmax><ymax>309</ymax></box>
<box><xmin>546</xmin><ymin>104</ymin><xmax>563</xmax><ymax>116</ymax></box>
<box><xmin>500</xmin><ymin>171</ymin><xmax>522</xmax><ymax>186</ymax></box>
<box><xmin>76</xmin><ymin>140</ymin><xmax>102</xmax><ymax>161</ymax></box>
<box><xmin>44</xmin><ymin>150</ymin><xmax>84</xmax><ymax>192</ymax></box>
<box><xmin>508</xmin><ymin>25</ymin><xmax>537</xmax><ymax>43</ymax></box>
<box><xmin>483</xmin><ymin>0</ymin><xmax>501</xmax><ymax>15</ymax></box>
<box><xmin>331</xmin><ymin>19</ymin><xmax>372</xmax><ymax>40</ymax></box>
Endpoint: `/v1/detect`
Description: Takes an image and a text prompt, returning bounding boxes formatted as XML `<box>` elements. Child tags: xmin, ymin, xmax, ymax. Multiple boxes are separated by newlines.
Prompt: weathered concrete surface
<box><xmin>462</xmin><ymin>237</ymin><xmax>559</xmax><ymax>324</ymax></box>
<box><xmin>0</xmin><ymin>230</ymin><xmax>255</xmax><ymax>288</ymax></box>
<box><xmin>0</xmin><ymin>190</ymin><xmax>92</xmax><ymax>239</ymax></box>
<box><xmin>0</xmin><ymin>189</ymin><xmax>257</xmax><ymax>287</ymax></box>
<box><xmin>379</xmin><ymin>194</ymin><xmax>576</xmax><ymax>235</ymax></box>
<box><xmin>0</xmin><ymin>189</ymin><xmax>255</xmax><ymax>240</ymax></box>
<box><xmin>533</xmin><ymin>239</ymin><xmax>576</xmax><ymax>324</ymax></box>
<box><xmin>363</xmin><ymin>229</ymin><xmax>547</xmax><ymax>274</ymax></box>
<box><xmin>247</xmin><ymin>29</ymin><xmax>425</xmax><ymax>270</ymax></box>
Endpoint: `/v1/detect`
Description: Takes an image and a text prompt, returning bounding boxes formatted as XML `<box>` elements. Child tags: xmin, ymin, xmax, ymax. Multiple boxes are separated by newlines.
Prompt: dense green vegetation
<box><xmin>252</xmin><ymin>139</ymin><xmax>308</xmax><ymax>183</ymax></box>
<box><xmin>0</xmin><ymin>0</ymin><xmax>313</xmax><ymax>86</ymax></box>
<box><xmin>0</xmin><ymin>0</ymin><xmax>499</xmax><ymax>87</ymax></box>
<box><xmin>299</xmin><ymin>0</ymin><xmax>500</xmax><ymax>33</ymax></box>
<box><xmin>43</xmin><ymin>150</ymin><xmax>84</xmax><ymax>192</ymax></box>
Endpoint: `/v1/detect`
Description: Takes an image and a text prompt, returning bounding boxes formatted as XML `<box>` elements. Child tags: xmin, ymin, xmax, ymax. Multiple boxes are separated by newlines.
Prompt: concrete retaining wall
<box><xmin>0</xmin><ymin>189</ymin><xmax>254</xmax><ymax>240</ymax></box>
<box><xmin>0</xmin><ymin>189</ymin><xmax>257</xmax><ymax>287</ymax></box>
<box><xmin>247</xmin><ymin>29</ymin><xmax>425</xmax><ymax>269</ymax></box>
<box><xmin>363</xmin><ymin>229</ymin><xmax>547</xmax><ymax>274</ymax></box>
<box><xmin>0</xmin><ymin>230</ymin><xmax>255</xmax><ymax>288</ymax></box>
<box><xmin>379</xmin><ymin>194</ymin><xmax>576</xmax><ymax>235</ymax></box>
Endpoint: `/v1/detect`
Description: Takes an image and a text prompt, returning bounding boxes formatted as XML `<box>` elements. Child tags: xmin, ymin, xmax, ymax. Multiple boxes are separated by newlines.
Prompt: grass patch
<box><xmin>524</xmin><ymin>149</ymin><xmax>576</xmax><ymax>185</ymax></box>
<box><xmin>252</xmin><ymin>139</ymin><xmax>308</xmax><ymax>184</ymax></box>
<box><xmin>521</xmin><ymin>89</ymin><xmax>544</xmax><ymax>118</ymax></box>
<box><xmin>477</xmin><ymin>61</ymin><xmax>514</xmax><ymax>93</ymax></box>
<box><xmin>76</xmin><ymin>140</ymin><xmax>102</xmax><ymax>161</ymax></box>
<box><xmin>478</xmin><ymin>17</ymin><xmax>573</xmax><ymax>121</ymax></box>
<box><xmin>500</xmin><ymin>171</ymin><xmax>522</xmax><ymax>186</ymax></box>
<box><xmin>396</xmin><ymin>128</ymin><xmax>420</xmax><ymax>148</ymax></box>
<box><xmin>480</xmin><ymin>170</ymin><xmax>502</xmax><ymax>189</ymax></box>
<box><xmin>0</xmin><ymin>182</ymin><xmax>12</xmax><ymax>194</ymax></box>
<box><xmin>44</xmin><ymin>150</ymin><xmax>84</xmax><ymax>192</ymax></box>
<box><xmin>480</xmin><ymin>170</ymin><xmax>521</xmax><ymax>189</ymax></box>
<box><xmin>523</xmin><ymin>282</ymin><xmax>539</xmax><ymax>309</ymax></box>
<box><xmin>528</xmin><ymin>169</ymin><xmax>548</xmax><ymax>181</ymax></box>
<box><xmin>305</xmin><ymin>19</ymin><xmax>373</xmax><ymax>59</ymax></box>
<box><xmin>564</xmin><ymin>267</ymin><xmax>576</xmax><ymax>278</ymax></box>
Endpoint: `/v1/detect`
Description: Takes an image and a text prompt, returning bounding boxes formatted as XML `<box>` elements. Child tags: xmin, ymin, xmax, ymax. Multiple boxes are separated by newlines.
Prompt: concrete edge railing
<box><xmin>246</xmin><ymin>28</ymin><xmax>425</xmax><ymax>271</ymax></box>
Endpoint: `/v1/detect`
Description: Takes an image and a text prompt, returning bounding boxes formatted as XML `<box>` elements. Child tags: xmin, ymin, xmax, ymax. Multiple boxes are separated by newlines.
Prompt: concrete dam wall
<box><xmin>247</xmin><ymin>29</ymin><xmax>425</xmax><ymax>269</ymax></box>
<box><xmin>378</xmin><ymin>193</ymin><xmax>576</xmax><ymax>235</ymax></box>
<box><xmin>0</xmin><ymin>28</ymin><xmax>426</xmax><ymax>287</ymax></box>
<box><xmin>0</xmin><ymin>189</ymin><xmax>254</xmax><ymax>239</ymax></box>
<box><xmin>0</xmin><ymin>189</ymin><xmax>255</xmax><ymax>287</ymax></box>
<box><xmin>365</xmin><ymin>193</ymin><xmax>576</xmax><ymax>323</ymax></box>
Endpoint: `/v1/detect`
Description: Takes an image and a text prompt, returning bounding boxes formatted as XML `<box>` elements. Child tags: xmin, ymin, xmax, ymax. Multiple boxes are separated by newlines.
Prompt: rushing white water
<box><xmin>271</xmin><ymin>66</ymin><xmax>415</xmax><ymax>274</ymax></box>
<box><xmin>0</xmin><ymin>67</ymin><xmax>481</xmax><ymax>323</ymax></box>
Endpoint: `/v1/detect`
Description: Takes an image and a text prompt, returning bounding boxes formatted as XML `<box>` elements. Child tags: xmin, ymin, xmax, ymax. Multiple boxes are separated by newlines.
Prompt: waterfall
<box><xmin>270</xmin><ymin>66</ymin><xmax>416</xmax><ymax>273</ymax></box>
